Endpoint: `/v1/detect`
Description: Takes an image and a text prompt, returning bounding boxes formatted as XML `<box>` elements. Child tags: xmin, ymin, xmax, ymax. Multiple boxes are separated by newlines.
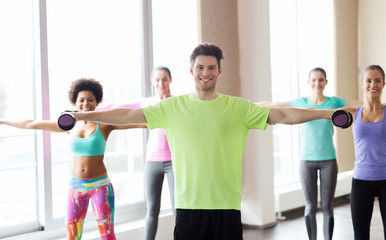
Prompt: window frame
<box><xmin>269</xmin><ymin>0</ymin><xmax>334</xmax><ymax>187</ymax></box>
<box><xmin>0</xmin><ymin>0</ymin><xmax>154</xmax><ymax>237</ymax></box>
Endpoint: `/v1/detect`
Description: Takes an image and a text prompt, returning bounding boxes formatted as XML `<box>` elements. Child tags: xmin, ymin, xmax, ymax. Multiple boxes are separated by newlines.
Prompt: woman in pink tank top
<box><xmin>142</xmin><ymin>67</ymin><xmax>174</xmax><ymax>240</ymax></box>
<box><xmin>97</xmin><ymin>66</ymin><xmax>174</xmax><ymax>240</ymax></box>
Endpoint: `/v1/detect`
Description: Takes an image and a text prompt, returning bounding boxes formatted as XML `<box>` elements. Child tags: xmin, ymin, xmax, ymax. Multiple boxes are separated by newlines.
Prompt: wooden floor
<box><xmin>243</xmin><ymin>196</ymin><xmax>384</xmax><ymax>240</ymax></box>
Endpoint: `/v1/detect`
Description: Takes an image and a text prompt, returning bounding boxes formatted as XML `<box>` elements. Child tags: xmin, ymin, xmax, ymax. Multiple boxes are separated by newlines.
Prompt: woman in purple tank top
<box><xmin>342</xmin><ymin>65</ymin><xmax>386</xmax><ymax>240</ymax></box>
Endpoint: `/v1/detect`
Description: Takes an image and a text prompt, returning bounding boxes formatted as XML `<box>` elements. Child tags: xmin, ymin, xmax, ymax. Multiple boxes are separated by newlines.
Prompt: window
<box><xmin>46</xmin><ymin>0</ymin><xmax>145</xmax><ymax>219</ymax></box>
<box><xmin>152</xmin><ymin>0</ymin><xmax>198</xmax><ymax>96</ymax></box>
<box><xmin>0</xmin><ymin>0</ymin><xmax>197</xmax><ymax>238</ymax></box>
<box><xmin>0</xmin><ymin>0</ymin><xmax>37</xmax><ymax>231</ymax></box>
<box><xmin>151</xmin><ymin>0</ymin><xmax>198</xmax><ymax>212</ymax></box>
<box><xmin>270</xmin><ymin>0</ymin><xmax>334</xmax><ymax>186</ymax></box>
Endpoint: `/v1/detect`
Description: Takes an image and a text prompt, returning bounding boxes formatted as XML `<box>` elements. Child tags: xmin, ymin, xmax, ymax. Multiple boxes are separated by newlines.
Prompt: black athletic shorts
<box><xmin>173</xmin><ymin>209</ymin><xmax>243</xmax><ymax>240</ymax></box>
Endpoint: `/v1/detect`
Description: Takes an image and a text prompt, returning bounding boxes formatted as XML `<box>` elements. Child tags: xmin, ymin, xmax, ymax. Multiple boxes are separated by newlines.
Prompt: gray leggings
<box><xmin>144</xmin><ymin>161</ymin><xmax>175</xmax><ymax>240</ymax></box>
<box><xmin>300</xmin><ymin>159</ymin><xmax>338</xmax><ymax>240</ymax></box>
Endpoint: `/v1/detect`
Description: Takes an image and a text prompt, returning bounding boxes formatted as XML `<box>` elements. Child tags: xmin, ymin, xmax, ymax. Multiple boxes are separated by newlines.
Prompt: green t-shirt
<box><xmin>142</xmin><ymin>93</ymin><xmax>270</xmax><ymax>210</ymax></box>
<box><xmin>290</xmin><ymin>96</ymin><xmax>347</xmax><ymax>161</ymax></box>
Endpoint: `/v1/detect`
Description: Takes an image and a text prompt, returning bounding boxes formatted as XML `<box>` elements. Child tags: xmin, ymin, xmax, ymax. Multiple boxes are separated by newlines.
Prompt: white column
<box><xmin>238</xmin><ymin>0</ymin><xmax>277</xmax><ymax>227</ymax></box>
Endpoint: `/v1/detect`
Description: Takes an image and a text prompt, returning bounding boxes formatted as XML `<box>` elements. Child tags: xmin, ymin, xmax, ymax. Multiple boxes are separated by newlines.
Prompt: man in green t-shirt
<box><xmin>72</xmin><ymin>43</ymin><xmax>333</xmax><ymax>240</ymax></box>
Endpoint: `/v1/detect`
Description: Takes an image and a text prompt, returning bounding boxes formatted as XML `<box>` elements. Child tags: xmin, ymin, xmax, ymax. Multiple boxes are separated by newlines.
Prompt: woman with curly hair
<box><xmin>0</xmin><ymin>78</ymin><xmax>144</xmax><ymax>240</ymax></box>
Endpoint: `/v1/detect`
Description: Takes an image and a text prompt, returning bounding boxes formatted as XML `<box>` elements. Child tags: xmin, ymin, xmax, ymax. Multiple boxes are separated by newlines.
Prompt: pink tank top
<box><xmin>98</xmin><ymin>96</ymin><xmax>172</xmax><ymax>162</ymax></box>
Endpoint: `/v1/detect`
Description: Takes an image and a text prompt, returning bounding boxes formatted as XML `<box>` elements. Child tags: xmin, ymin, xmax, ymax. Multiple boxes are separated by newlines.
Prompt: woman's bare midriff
<box><xmin>71</xmin><ymin>155</ymin><xmax>107</xmax><ymax>179</ymax></box>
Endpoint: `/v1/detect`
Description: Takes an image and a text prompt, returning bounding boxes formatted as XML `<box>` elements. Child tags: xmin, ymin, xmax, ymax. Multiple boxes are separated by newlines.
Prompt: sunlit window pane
<box><xmin>0</xmin><ymin>0</ymin><xmax>37</xmax><ymax>228</ymax></box>
<box><xmin>46</xmin><ymin>0</ymin><xmax>145</xmax><ymax>218</ymax></box>
<box><xmin>270</xmin><ymin>0</ymin><xmax>333</xmax><ymax>186</ymax></box>
<box><xmin>152</xmin><ymin>0</ymin><xmax>198</xmax><ymax>96</ymax></box>
<box><xmin>152</xmin><ymin>0</ymin><xmax>197</xmax><ymax>212</ymax></box>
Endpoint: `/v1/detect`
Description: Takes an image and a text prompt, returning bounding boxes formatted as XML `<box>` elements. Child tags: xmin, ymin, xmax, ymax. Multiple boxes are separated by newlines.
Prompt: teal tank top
<box><xmin>289</xmin><ymin>96</ymin><xmax>347</xmax><ymax>160</ymax></box>
<box><xmin>70</xmin><ymin>122</ymin><xmax>106</xmax><ymax>156</ymax></box>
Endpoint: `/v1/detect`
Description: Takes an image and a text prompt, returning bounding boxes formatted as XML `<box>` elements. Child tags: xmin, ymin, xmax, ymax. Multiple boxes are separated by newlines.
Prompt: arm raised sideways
<box><xmin>344</xmin><ymin>99</ymin><xmax>362</xmax><ymax>108</ymax></box>
<box><xmin>267</xmin><ymin>108</ymin><xmax>333</xmax><ymax>125</ymax></box>
<box><xmin>74</xmin><ymin>108</ymin><xmax>147</xmax><ymax>125</ymax></box>
<box><xmin>112</xmin><ymin>123</ymin><xmax>147</xmax><ymax>130</ymax></box>
<box><xmin>255</xmin><ymin>101</ymin><xmax>292</xmax><ymax>108</ymax></box>
<box><xmin>0</xmin><ymin>119</ymin><xmax>63</xmax><ymax>132</ymax></box>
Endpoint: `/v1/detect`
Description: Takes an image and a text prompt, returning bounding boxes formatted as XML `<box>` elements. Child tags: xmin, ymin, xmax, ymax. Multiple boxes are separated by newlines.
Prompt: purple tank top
<box><xmin>353</xmin><ymin>105</ymin><xmax>386</xmax><ymax>180</ymax></box>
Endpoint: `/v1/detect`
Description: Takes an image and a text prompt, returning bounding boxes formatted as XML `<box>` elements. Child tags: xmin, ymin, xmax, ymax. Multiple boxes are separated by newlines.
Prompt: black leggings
<box><xmin>351</xmin><ymin>178</ymin><xmax>386</xmax><ymax>240</ymax></box>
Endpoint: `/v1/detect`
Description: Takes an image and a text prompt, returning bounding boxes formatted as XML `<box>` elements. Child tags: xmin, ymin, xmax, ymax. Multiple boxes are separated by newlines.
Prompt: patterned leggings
<box><xmin>66</xmin><ymin>173</ymin><xmax>115</xmax><ymax>240</ymax></box>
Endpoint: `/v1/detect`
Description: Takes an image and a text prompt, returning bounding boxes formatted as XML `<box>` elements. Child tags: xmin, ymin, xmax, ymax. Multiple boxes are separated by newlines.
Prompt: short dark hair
<box><xmin>309</xmin><ymin>67</ymin><xmax>327</xmax><ymax>79</ymax></box>
<box><xmin>361</xmin><ymin>65</ymin><xmax>385</xmax><ymax>83</ymax></box>
<box><xmin>68</xmin><ymin>78</ymin><xmax>103</xmax><ymax>105</ymax></box>
<box><xmin>190</xmin><ymin>42</ymin><xmax>224</xmax><ymax>68</ymax></box>
<box><xmin>151</xmin><ymin>66</ymin><xmax>172</xmax><ymax>79</ymax></box>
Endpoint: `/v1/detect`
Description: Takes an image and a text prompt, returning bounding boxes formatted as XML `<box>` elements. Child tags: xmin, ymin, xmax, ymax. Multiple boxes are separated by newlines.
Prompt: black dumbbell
<box><xmin>332</xmin><ymin>109</ymin><xmax>352</xmax><ymax>129</ymax></box>
<box><xmin>57</xmin><ymin>111</ymin><xmax>77</xmax><ymax>131</ymax></box>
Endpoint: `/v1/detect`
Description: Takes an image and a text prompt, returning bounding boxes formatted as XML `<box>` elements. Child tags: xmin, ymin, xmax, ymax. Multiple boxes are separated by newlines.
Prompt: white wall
<box><xmin>358</xmin><ymin>0</ymin><xmax>386</xmax><ymax>102</ymax></box>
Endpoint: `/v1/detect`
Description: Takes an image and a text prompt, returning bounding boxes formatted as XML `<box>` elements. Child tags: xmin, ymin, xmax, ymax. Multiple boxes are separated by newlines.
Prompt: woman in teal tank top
<box><xmin>256</xmin><ymin>68</ymin><xmax>361</xmax><ymax>240</ymax></box>
<box><xmin>0</xmin><ymin>78</ymin><xmax>145</xmax><ymax>240</ymax></box>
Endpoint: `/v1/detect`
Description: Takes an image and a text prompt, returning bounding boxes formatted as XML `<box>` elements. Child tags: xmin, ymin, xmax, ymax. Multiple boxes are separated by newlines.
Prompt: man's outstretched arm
<box><xmin>267</xmin><ymin>108</ymin><xmax>333</xmax><ymax>124</ymax></box>
<box><xmin>74</xmin><ymin>108</ymin><xmax>147</xmax><ymax>125</ymax></box>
